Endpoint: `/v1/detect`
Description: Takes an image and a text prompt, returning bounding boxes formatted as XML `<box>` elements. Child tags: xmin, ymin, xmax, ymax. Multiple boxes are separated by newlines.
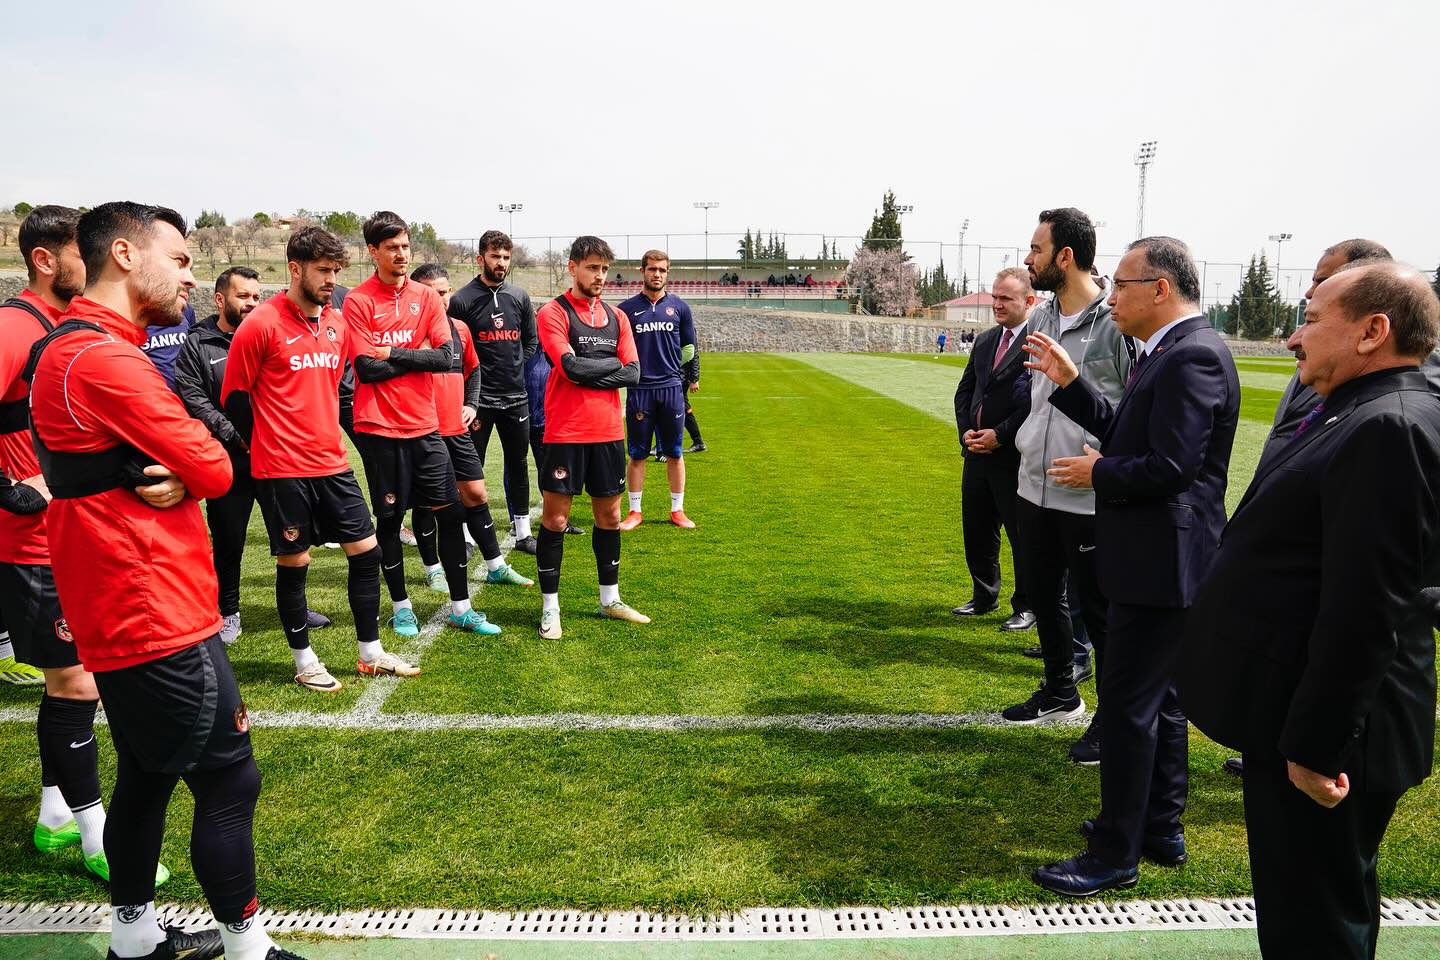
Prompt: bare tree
<box><xmin>219</xmin><ymin>225</ymin><xmax>242</xmax><ymax>266</ymax></box>
<box><xmin>0</xmin><ymin>209</ymin><xmax>19</xmax><ymax>246</ymax></box>
<box><xmin>511</xmin><ymin>243</ymin><xmax>537</xmax><ymax>269</ymax></box>
<box><xmin>235</xmin><ymin>218</ymin><xmax>265</xmax><ymax>259</ymax></box>
<box><xmin>543</xmin><ymin>247</ymin><xmax>569</xmax><ymax>290</ymax></box>
<box><xmin>192</xmin><ymin>226</ymin><xmax>225</xmax><ymax>273</ymax></box>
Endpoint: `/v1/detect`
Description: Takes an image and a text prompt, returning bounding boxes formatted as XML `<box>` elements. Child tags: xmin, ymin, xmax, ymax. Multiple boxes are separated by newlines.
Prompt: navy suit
<box><xmin>1048</xmin><ymin>315</ymin><xmax>1239</xmax><ymax>868</ymax></box>
<box><xmin>953</xmin><ymin>323</ymin><xmax>1030</xmax><ymax>613</ymax></box>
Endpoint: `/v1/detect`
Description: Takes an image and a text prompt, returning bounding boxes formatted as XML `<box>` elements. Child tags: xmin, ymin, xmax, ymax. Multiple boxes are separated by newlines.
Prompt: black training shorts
<box><xmin>256</xmin><ymin>471</ymin><xmax>376</xmax><ymax>555</ymax></box>
<box><xmin>539</xmin><ymin>440</ymin><xmax>626</xmax><ymax>498</ymax></box>
<box><xmin>354</xmin><ymin>431</ymin><xmax>458</xmax><ymax>518</ymax></box>
<box><xmin>94</xmin><ymin>635</ymin><xmax>253</xmax><ymax>774</ymax></box>
<box><xmin>0</xmin><ymin>562</ymin><xmax>79</xmax><ymax>669</ymax></box>
<box><xmin>442</xmin><ymin>432</ymin><xmax>484</xmax><ymax>483</ymax></box>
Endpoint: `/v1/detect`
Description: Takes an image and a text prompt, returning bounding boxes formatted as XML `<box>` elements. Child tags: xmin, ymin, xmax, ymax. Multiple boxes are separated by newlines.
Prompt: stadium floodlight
<box><xmin>498</xmin><ymin>202</ymin><xmax>523</xmax><ymax>236</ymax></box>
<box><xmin>1133</xmin><ymin>140</ymin><xmax>1158</xmax><ymax>238</ymax></box>
<box><xmin>694</xmin><ymin>202</ymin><xmax>720</xmax><ymax>294</ymax></box>
<box><xmin>896</xmin><ymin>204</ymin><xmax>914</xmax><ymax>215</ymax></box>
<box><xmin>958</xmin><ymin>217</ymin><xmax>970</xmax><ymax>286</ymax></box>
<box><xmin>1269</xmin><ymin>233</ymin><xmax>1293</xmax><ymax>331</ymax></box>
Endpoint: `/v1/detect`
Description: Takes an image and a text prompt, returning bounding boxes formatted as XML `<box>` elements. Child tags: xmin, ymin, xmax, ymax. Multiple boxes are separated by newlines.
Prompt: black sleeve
<box><xmin>174</xmin><ymin>340</ymin><xmax>239</xmax><ymax>448</ymax></box>
<box><xmin>222</xmin><ymin>389</ymin><xmax>255</xmax><ymax>443</ymax></box>
<box><xmin>353</xmin><ymin>355</ymin><xmax>408</xmax><ymax>383</ymax></box>
<box><xmin>520</xmin><ymin>291</ymin><xmax>539</xmax><ymax>362</ymax></box>
<box><xmin>683</xmin><ymin>351</ymin><xmax>700</xmax><ymax>384</ymax></box>
<box><xmin>463</xmin><ymin>367</ymin><xmax>481</xmax><ymax>409</ymax></box>
<box><xmin>589</xmin><ymin>361</ymin><xmax>641</xmax><ymax>390</ymax></box>
<box><xmin>0</xmin><ymin>468</ymin><xmax>46</xmax><ymax>515</ymax></box>
<box><xmin>953</xmin><ymin>358</ymin><xmax>978</xmax><ymax>441</ymax></box>
<box><xmin>560</xmin><ymin>352</ymin><xmax>623</xmax><ymax>386</ymax></box>
<box><xmin>387</xmin><ymin>341</ymin><xmax>453</xmax><ymax>372</ymax></box>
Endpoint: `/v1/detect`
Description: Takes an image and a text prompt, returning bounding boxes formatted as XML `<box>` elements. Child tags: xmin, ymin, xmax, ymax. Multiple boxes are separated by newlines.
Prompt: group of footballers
<box><xmin>0</xmin><ymin>203</ymin><xmax>704</xmax><ymax>959</ymax></box>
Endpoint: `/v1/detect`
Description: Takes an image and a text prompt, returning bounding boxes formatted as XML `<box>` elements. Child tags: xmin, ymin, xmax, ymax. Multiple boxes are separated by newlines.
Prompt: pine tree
<box><xmin>195</xmin><ymin>209</ymin><xmax>227</xmax><ymax>229</ymax></box>
<box><xmin>864</xmin><ymin>189</ymin><xmax>904</xmax><ymax>251</ymax></box>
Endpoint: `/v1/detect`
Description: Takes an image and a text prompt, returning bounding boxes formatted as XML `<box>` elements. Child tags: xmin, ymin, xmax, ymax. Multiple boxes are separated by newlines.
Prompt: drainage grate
<box><xmin>821</xmin><ymin>908</ymin><xmax>893</xmax><ymax>938</ymax></box>
<box><xmin>1027</xmin><ymin>901</ymin><xmax>1144</xmax><ymax>929</ymax></box>
<box><xmin>897</xmin><ymin>905</ymin><xmax>1031</xmax><ymax>936</ymax></box>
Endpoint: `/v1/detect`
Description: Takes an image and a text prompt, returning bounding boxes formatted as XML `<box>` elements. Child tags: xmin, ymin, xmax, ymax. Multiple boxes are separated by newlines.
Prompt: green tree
<box><xmin>195</xmin><ymin>209</ymin><xmax>227</xmax><ymax>229</ymax></box>
<box><xmin>252</xmin><ymin>212</ymin><xmax>272</xmax><ymax>227</ymax></box>
<box><xmin>918</xmin><ymin>260</ymin><xmax>959</xmax><ymax>307</ymax></box>
<box><xmin>13</xmin><ymin>202</ymin><xmax>34</xmax><ymax>217</ymax></box>
<box><xmin>864</xmin><ymin>189</ymin><xmax>904</xmax><ymax>251</ymax></box>
<box><xmin>739</xmin><ymin>229</ymin><xmax>753</xmax><ymax>263</ymax></box>
<box><xmin>1230</xmin><ymin>254</ymin><xmax>1286</xmax><ymax>341</ymax></box>
<box><xmin>322</xmin><ymin>210</ymin><xmax>363</xmax><ymax>242</ymax></box>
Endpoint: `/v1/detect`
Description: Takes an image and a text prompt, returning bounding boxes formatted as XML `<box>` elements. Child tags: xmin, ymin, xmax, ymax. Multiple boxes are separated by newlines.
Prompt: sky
<box><xmin>5</xmin><ymin>0</ymin><xmax>1436</xmax><ymax>299</ymax></box>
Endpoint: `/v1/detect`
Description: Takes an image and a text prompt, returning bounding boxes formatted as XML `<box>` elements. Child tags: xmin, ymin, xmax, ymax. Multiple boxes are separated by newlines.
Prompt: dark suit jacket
<box><xmin>952</xmin><ymin>323</ymin><xmax>1029</xmax><ymax>465</ymax></box>
<box><xmin>1180</xmin><ymin>367</ymin><xmax>1440</xmax><ymax>791</ymax></box>
<box><xmin>1048</xmin><ymin>316</ymin><xmax>1240</xmax><ymax>608</ymax></box>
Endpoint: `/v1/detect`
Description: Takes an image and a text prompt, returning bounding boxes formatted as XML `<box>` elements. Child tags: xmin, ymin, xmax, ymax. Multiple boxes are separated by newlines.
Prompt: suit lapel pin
<box><xmin>1325</xmin><ymin>416</ymin><xmax>1338</xmax><ymax>425</ymax></box>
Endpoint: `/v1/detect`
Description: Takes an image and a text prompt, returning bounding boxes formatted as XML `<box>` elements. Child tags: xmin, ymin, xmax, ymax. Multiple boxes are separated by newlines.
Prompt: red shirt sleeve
<box><xmin>70</xmin><ymin>342</ymin><xmax>233</xmax><ymax>500</ymax></box>
<box><xmin>538</xmin><ymin>300</ymin><xmax>573</xmax><ymax>372</ymax></box>
<box><xmin>343</xmin><ymin>291</ymin><xmax>376</xmax><ymax>361</ymax></box>
<box><xmin>615</xmin><ymin>307</ymin><xmax>638</xmax><ymax>366</ymax></box>
<box><xmin>220</xmin><ymin>309</ymin><xmax>266</xmax><ymax>405</ymax></box>
<box><xmin>460</xmin><ymin>323</ymin><xmax>479</xmax><ymax>378</ymax></box>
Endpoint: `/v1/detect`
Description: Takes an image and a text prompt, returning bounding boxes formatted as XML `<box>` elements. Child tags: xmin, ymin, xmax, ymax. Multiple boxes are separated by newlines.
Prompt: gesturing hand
<box><xmin>1022</xmin><ymin>332</ymin><xmax>1079</xmax><ymax>388</ymax></box>
<box><xmin>1048</xmin><ymin>444</ymin><xmax>1100</xmax><ymax>489</ymax></box>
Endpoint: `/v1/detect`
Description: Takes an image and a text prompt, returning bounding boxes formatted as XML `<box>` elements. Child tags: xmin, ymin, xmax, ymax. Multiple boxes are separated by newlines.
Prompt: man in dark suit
<box><xmin>1180</xmin><ymin>262</ymin><xmax>1440</xmax><ymax>958</ymax></box>
<box><xmin>951</xmin><ymin>268</ymin><xmax>1035</xmax><ymax>632</ymax></box>
<box><xmin>1022</xmin><ymin>237</ymin><xmax>1240</xmax><ymax>895</ymax></box>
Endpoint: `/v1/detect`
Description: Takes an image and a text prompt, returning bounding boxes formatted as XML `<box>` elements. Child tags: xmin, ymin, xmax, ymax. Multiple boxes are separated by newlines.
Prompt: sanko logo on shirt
<box><xmin>142</xmin><ymin>332</ymin><xmax>187</xmax><ymax>351</ymax></box>
<box><xmin>474</xmin><ymin>328</ymin><xmax>521</xmax><ymax>342</ymax></box>
<box><xmin>634</xmin><ymin>321</ymin><xmax>676</xmax><ymax>334</ymax></box>
<box><xmin>289</xmin><ymin>353</ymin><xmax>342</xmax><ymax>372</ymax></box>
<box><xmin>371</xmin><ymin>330</ymin><xmax>416</xmax><ymax>346</ymax></box>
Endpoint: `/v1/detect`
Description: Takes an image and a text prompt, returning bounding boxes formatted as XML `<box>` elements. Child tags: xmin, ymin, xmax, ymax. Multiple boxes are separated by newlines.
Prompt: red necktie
<box><xmin>993</xmin><ymin>328</ymin><xmax>1012</xmax><ymax>370</ymax></box>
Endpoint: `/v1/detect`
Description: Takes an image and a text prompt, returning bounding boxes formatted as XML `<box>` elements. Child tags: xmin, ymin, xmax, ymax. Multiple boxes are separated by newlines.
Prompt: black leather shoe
<box><xmin>565</xmin><ymin>522</ymin><xmax>586</xmax><ymax>536</ymax></box>
<box><xmin>1000</xmin><ymin>611</ymin><xmax>1037</xmax><ymax>632</ymax></box>
<box><xmin>1223</xmin><ymin>757</ymin><xmax>1244</xmax><ymax>777</ymax></box>
<box><xmin>1072</xmin><ymin>656</ymin><xmax>1093</xmax><ymax>685</ymax></box>
<box><xmin>512</xmin><ymin>535</ymin><xmax>538</xmax><ymax>555</ymax></box>
<box><xmin>1069</xmin><ymin>714</ymin><xmax>1100</xmax><ymax>765</ymax></box>
<box><xmin>951</xmin><ymin>600</ymin><xmax>998</xmax><ymax>617</ymax></box>
<box><xmin>1032</xmin><ymin>851</ymin><xmax>1138</xmax><ymax>897</ymax></box>
<box><xmin>1080</xmin><ymin>819</ymin><xmax>1188</xmax><ymax>867</ymax></box>
<box><xmin>1022</xmin><ymin>646</ymin><xmax>1043</xmax><ymax>658</ymax></box>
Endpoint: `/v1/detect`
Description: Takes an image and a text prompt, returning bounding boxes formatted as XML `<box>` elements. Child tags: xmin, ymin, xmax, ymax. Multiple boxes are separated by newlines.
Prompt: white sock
<box><xmin>292</xmin><ymin>645</ymin><xmax>319</xmax><ymax>671</ymax></box>
<box><xmin>392</xmin><ymin>598</ymin><xmax>413</xmax><ymax>613</ymax></box>
<box><xmin>74</xmin><ymin>801</ymin><xmax>106</xmax><ymax>858</ymax></box>
<box><xmin>512</xmin><ymin>515</ymin><xmax>531</xmax><ymax>539</ymax></box>
<box><xmin>451</xmin><ymin>598</ymin><xmax>472</xmax><ymax>615</ymax></box>
<box><xmin>424</xmin><ymin>563</ymin><xmax>442</xmax><ymax>575</ymax></box>
<box><xmin>0</xmin><ymin>632</ymin><xmax>13</xmax><ymax>659</ymax></box>
<box><xmin>670</xmin><ymin>490</ymin><xmax>684</xmax><ymax>512</ymax></box>
<box><xmin>220</xmin><ymin>917</ymin><xmax>277</xmax><ymax>960</ymax></box>
<box><xmin>109</xmin><ymin>902</ymin><xmax>165</xmax><ymax>958</ymax></box>
<box><xmin>38</xmin><ymin>784</ymin><xmax>71</xmax><ymax>828</ymax></box>
<box><xmin>464</xmin><ymin>525</ymin><xmax>477</xmax><ymax>546</ymax></box>
<box><xmin>628</xmin><ymin>491</ymin><xmax>643</xmax><ymax>513</ymax></box>
<box><xmin>542</xmin><ymin>593</ymin><xmax>560</xmax><ymax>613</ymax></box>
<box><xmin>357</xmin><ymin>640</ymin><xmax>384</xmax><ymax>663</ymax></box>
<box><xmin>485</xmin><ymin>556</ymin><xmax>504</xmax><ymax>572</ymax></box>
<box><xmin>599</xmin><ymin>583</ymin><xmax>620</xmax><ymax>606</ymax></box>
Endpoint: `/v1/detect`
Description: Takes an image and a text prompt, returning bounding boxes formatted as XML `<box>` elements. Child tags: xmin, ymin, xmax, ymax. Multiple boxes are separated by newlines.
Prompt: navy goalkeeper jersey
<box><xmin>616</xmin><ymin>291</ymin><xmax>696</xmax><ymax>389</ymax></box>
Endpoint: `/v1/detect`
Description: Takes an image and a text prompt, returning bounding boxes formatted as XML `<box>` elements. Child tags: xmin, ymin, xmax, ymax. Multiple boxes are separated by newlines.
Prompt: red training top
<box><xmin>0</xmin><ymin>289</ymin><xmax>63</xmax><ymax>564</ymax></box>
<box><xmin>221</xmin><ymin>293</ymin><xmax>348</xmax><ymax>479</ymax></box>
<box><xmin>537</xmin><ymin>291</ymin><xmax>637</xmax><ymax>444</ymax></box>
<box><xmin>29</xmin><ymin>298</ymin><xmax>232</xmax><ymax>672</ymax></box>
<box><xmin>434</xmin><ymin>319</ymin><xmax>479</xmax><ymax>438</ymax></box>
<box><xmin>343</xmin><ymin>274</ymin><xmax>449</xmax><ymax>438</ymax></box>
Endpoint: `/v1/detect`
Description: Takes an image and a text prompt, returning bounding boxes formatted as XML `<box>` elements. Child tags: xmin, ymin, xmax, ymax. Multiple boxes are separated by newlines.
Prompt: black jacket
<box><xmin>448</xmin><ymin>277</ymin><xmax>538</xmax><ymax>405</ymax></box>
<box><xmin>1048</xmin><ymin>316</ymin><xmax>1239</xmax><ymax>609</ymax></box>
<box><xmin>1180</xmin><ymin>367</ymin><xmax>1440</xmax><ymax>791</ymax></box>
<box><xmin>952</xmin><ymin>323</ymin><xmax>1029</xmax><ymax>463</ymax></box>
<box><xmin>174</xmin><ymin>315</ymin><xmax>249</xmax><ymax>475</ymax></box>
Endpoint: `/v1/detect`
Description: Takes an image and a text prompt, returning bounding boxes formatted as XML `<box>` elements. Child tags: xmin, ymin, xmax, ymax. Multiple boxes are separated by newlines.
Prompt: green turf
<box><xmin>0</xmin><ymin>352</ymin><xmax>1436</xmax><ymax>916</ymax></box>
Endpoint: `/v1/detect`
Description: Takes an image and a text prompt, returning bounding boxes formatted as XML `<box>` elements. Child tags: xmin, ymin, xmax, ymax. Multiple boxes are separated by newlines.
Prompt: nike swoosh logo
<box><xmin>491</xmin><ymin>313</ymin><xmax>504</xmax><ymax>320</ymax></box>
<box><xmin>285</xmin><ymin>334</ymin><xmax>304</xmax><ymax>345</ymax></box>
<box><xmin>288</xmin><ymin>626</ymin><xmax>306</xmax><ymax>633</ymax></box>
<box><xmin>610</xmin><ymin>560</ymin><xmax>619</xmax><ymax>566</ymax></box>
<box><xmin>517</xmin><ymin>417</ymin><xmax>528</xmax><ymax>423</ymax></box>
<box><xmin>210</xmin><ymin>357</ymin><xmax>226</xmax><ymax>365</ymax></box>
<box><xmin>483</xmin><ymin>523</ymin><xmax>494</xmax><ymax>530</ymax></box>
<box><xmin>70</xmin><ymin>736</ymin><xmax>95</xmax><ymax>749</ymax></box>
<box><xmin>1078</xmin><ymin>545</ymin><xmax>1096</xmax><ymax>553</ymax></box>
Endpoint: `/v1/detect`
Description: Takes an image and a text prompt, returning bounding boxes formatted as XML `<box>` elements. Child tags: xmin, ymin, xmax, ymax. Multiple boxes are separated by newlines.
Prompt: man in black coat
<box><xmin>1180</xmin><ymin>262</ymin><xmax>1440</xmax><ymax>958</ymax></box>
<box><xmin>1022</xmin><ymin>237</ymin><xmax>1240</xmax><ymax>895</ymax></box>
<box><xmin>951</xmin><ymin>268</ymin><xmax>1034</xmax><ymax>631</ymax></box>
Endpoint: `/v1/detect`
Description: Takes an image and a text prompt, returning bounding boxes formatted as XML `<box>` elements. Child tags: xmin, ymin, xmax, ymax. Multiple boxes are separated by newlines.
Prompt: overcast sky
<box><xmin>6</xmin><ymin>0</ymin><xmax>1435</xmax><ymax>297</ymax></box>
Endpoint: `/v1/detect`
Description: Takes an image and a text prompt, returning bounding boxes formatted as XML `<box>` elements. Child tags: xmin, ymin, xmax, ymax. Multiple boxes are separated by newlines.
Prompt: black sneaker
<box><xmin>565</xmin><ymin>522</ymin><xmax>586</xmax><ymax>536</ymax></box>
<box><xmin>1072</xmin><ymin>656</ymin><xmax>1093</xmax><ymax>685</ymax></box>
<box><xmin>1069</xmin><ymin>714</ymin><xmax>1101</xmax><ymax>765</ymax></box>
<box><xmin>685</xmin><ymin>441</ymin><xmax>707</xmax><ymax>453</ymax></box>
<box><xmin>1001</xmin><ymin>684</ymin><xmax>1085</xmax><ymax>725</ymax></box>
<box><xmin>305</xmin><ymin>608</ymin><xmax>332</xmax><ymax>630</ymax></box>
<box><xmin>1021</xmin><ymin>646</ymin><xmax>1043</xmax><ymax>659</ymax></box>
<box><xmin>108</xmin><ymin>925</ymin><xmax>223</xmax><ymax>959</ymax></box>
<box><xmin>512</xmin><ymin>535</ymin><xmax>538</xmax><ymax>555</ymax></box>
<box><xmin>266</xmin><ymin>947</ymin><xmax>309</xmax><ymax>960</ymax></box>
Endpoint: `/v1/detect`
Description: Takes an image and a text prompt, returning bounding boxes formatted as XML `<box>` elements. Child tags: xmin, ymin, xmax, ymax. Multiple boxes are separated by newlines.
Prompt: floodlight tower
<box><xmin>1133</xmin><ymin>140</ymin><xmax>1158</xmax><ymax>238</ymax></box>
<box><xmin>958</xmin><ymin>217</ymin><xmax>970</xmax><ymax>287</ymax></box>
<box><xmin>694</xmin><ymin>201</ymin><xmax>720</xmax><ymax>291</ymax></box>
<box><xmin>498</xmin><ymin>202</ymin><xmax>523</xmax><ymax>237</ymax></box>
<box><xmin>1269</xmin><ymin>232</ymin><xmax>1292</xmax><ymax>335</ymax></box>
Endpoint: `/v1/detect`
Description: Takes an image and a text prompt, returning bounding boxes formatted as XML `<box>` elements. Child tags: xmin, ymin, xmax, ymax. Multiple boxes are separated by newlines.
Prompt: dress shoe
<box><xmin>1022</xmin><ymin>646</ymin><xmax>1043</xmax><ymax>658</ymax></box>
<box><xmin>1069</xmin><ymin>713</ymin><xmax>1100</xmax><ymax>765</ymax></box>
<box><xmin>951</xmin><ymin>600</ymin><xmax>998</xmax><ymax>617</ymax></box>
<box><xmin>1032</xmin><ymin>851</ymin><xmax>1138</xmax><ymax>897</ymax></box>
<box><xmin>1222</xmin><ymin>757</ymin><xmax>1244</xmax><ymax>777</ymax></box>
<box><xmin>1000</xmin><ymin>610</ymin><xmax>1037</xmax><ymax>632</ymax></box>
<box><xmin>1080</xmin><ymin>819</ymin><xmax>1187</xmax><ymax>867</ymax></box>
<box><xmin>1072</xmin><ymin>656</ymin><xmax>1093</xmax><ymax>686</ymax></box>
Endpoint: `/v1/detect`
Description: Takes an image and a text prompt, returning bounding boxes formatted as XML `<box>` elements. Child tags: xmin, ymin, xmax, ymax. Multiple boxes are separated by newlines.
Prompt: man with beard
<box><xmin>28</xmin><ymin>201</ymin><xmax>302</xmax><ymax>960</ymax></box>
<box><xmin>176</xmin><ymin>267</ymin><xmax>332</xmax><ymax>645</ymax></box>
<box><xmin>222</xmin><ymin>227</ymin><xmax>407</xmax><ymax>691</ymax></box>
<box><xmin>1001</xmin><ymin>208</ymin><xmax>1131</xmax><ymax>770</ymax></box>
<box><xmin>447</xmin><ymin>230</ymin><xmax>541</xmax><ymax>552</ymax></box>
<box><xmin>0</xmin><ymin>205</ymin><xmax>150</xmax><ymax>886</ymax></box>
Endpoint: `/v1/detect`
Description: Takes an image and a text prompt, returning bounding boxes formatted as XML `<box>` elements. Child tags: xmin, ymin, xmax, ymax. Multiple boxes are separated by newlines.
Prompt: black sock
<box><xmin>376</xmin><ymin>515</ymin><xmax>408</xmax><ymax>602</ymax></box>
<box><xmin>466</xmin><ymin>502</ymin><xmax>502</xmax><ymax>562</ymax></box>
<box><xmin>593</xmin><ymin>527</ymin><xmax>621</xmax><ymax>586</ymax></box>
<box><xmin>39</xmin><ymin>695</ymin><xmax>102</xmax><ymax>811</ymax></box>
<box><xmin>412</xmin><ymin>506</ymin><xmax>438</xmax><ymax>567</ymax></box>
<box><xmin>435</xmin><ymin>503</ymin><xmax>470</xmax><ymax>601</ymax></box>
<box><xmin>685</xmin><ymin>411</ymin><xmax>702</xmax><ymax>444</ymax></box>
<box><xmin>36</xmin><ymin>691</ymin><xmax>56</xmax><ymax>789</ymax></box>
<box><xmin>347</xmin><ymin>545</ymin><xmax>382</xmax><ymax>647</ymax></box>
<box><xmin>537</xmin><ymin>526</ymin><xmax>564</xmax><ymax>594</ymax></box>
<box><xmin>275</xmin><ymin>564</ymin><xmax>310</xmax><ymax>650</ymax></box>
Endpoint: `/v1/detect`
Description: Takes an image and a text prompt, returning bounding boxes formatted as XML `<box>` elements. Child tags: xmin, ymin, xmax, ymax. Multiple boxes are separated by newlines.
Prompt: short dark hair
<box><xmin>1037</xmin><ymin>208</ymin><xmax>1096</xmax><ymax>271</ymax></box>
<box><xmin>1333</xmin><ymin>262</ymin><xmax>1440</xmax><ymax>358</ymax></box>
<box><xmin>569</xmin><ymin>235</ymin><xmax>614</xmax><ymax>263</ymax></box>
<box><xmin>19</xmin><ymin>205</ymin><xmax>82</xmax><ymax>282</ymax></box>
<box><xmin>286</xmin><ymin>226</ymin><xmax>350</xmax><ymax>266</ymax></box>
<box><xmin>641</xmin><ymin>249</ymin><xmax>670</xmax><ymax>269</ymax></box>
<box><xmin>478</xmin><ymin>230</ymin><xmax>512</xmax><ymax>253</ymax></box>
<box><xmin>1128</xmin><ymin>236</ymin><xmax>1201</xmax><ymax>304</ymax></box>
<box><xmin>363</xmin><ymin>210</ymin><xmax>408</xmax><ymax>247</ymax></box>
<box><xmin>1325</xmin><ymin>238</ymin><xmax>1392</xmax><ymax>264</ymax></box>
<box><xmin>215</xmin><ymin>265</ymin><xmax>260</xmax><ymax>294</ymax></box>
<box><xmin>410</xmin><ymin>263</ymin><xmax>449</xmax><ymax>284</ymax></box>
<box><xmin>77</xmin><ymin>202</ymin><xmax>187</xmax><ymax>281</ymax></box>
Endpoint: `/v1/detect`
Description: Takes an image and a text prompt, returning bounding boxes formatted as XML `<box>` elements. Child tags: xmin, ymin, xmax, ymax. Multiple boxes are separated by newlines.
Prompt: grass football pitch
<box><xmin>0</xmin><ymin>351</ymin><xmax>1436</xmax><ymax>914</ymax></box>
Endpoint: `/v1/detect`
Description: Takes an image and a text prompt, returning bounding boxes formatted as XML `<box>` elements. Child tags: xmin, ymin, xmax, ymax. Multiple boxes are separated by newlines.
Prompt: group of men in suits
<box><xmin>952</xmin><ymin>214</ymin><xmax>1440</xmax><ymax>958</ymax></box>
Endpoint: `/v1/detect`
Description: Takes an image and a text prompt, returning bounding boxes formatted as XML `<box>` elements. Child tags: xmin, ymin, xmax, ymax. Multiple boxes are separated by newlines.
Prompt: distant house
<box><xmin>931</xmin><ymin>292</ymin><xmax>994</xmax><ymax>327</ymax></box>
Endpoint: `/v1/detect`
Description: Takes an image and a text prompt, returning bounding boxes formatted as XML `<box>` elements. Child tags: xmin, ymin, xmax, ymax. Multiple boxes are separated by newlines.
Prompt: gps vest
<box><xmin>0</xmin><ymin>297</ymin><xmax>53</xmax><ymax>433</ymax></box>
<box><xmin>554</xmin><ymin>295</ymin><xmax>620</xmax><ymax>361</ymax></box>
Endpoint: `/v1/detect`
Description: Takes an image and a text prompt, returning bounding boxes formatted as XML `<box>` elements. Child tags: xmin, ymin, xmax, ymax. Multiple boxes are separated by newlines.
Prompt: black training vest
<box><xmin>0</xmin><ymin>297</ymin><xmax>55</xmax><ymax>433</ymax></box>
<box><xmin>552</xmin><ymin>295</ymin><xmax>620</xmax><ymax>361</ymax></box>
<box><xmin>22</xmin><ymin>319</ymin><xmax>150</xmax><ymax>499</ymax></box>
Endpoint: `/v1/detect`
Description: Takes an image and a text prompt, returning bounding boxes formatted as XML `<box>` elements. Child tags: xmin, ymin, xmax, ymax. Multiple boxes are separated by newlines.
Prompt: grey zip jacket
<box><xmin>1014</xmin><ymin>285</ymin><xmax>1132</xmax><ymax>515</ymax></box>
